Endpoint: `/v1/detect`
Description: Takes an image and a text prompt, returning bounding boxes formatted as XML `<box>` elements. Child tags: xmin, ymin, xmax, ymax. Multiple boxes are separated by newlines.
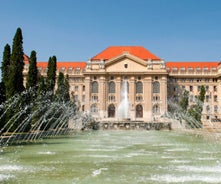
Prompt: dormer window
<box><xmin>180</xmin><ymin>67</ymin><xmax>185</xmax><ymax>71</ymax></box>
<box><xmin>188</xmin><ymin>67</ymin><xmax>193</xmax><ymax>71</ymax></box>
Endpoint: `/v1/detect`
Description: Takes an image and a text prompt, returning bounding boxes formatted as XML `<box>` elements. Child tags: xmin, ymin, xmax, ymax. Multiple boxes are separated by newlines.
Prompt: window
<box><xmin>153</xmin><ymin>105</ymin><xmax>160</xmax><ymax>114</ymax></box>
<box><xmin>213</xmin><ymin>78</ymin><xmax>217</xmax><ymax>82</ymax></box>
<box><xmin>206</xmin><ymin>105</ymin><xmax>210</xmax><ymax>113</ymax></box>
<box><xmin>136</xmin><ymin>95</ymin><xmax>143</xmax><ymax>102</ymax></box>
<box><xmin>92</xmin><ymin>95</ymin><xmax>98</xmax><ymax>102</ymax></box>
<box><xmin>190</xmin><ymin>86</ymin><xmax>193</xmax><ymax>92</ymax></box>
<box><xmin>205</xmin><ymin>86</ymin><xmax>209</xmax><ymax>91</ymax></box>
<box><xmin>75</xmin><ymin>86</ymin><xmax>78</xmax><ymax>91</ymax></box>
<box><xmin>153</xmin><ymin>81</ymin><xmax>160</xmax><ymax>93</ymax></box>
<box><xmin>108</xmin><ymin>81</ymin><xmax>115</xmax><ymax>93</ymax></box>
<box><xmin>82</xmin><ymin>85</ymin><xmax>85</xmax><ymax>91</ymax></box>
<box><xmin>91</xmin><ymin>81</ymin><xmax>98</xmax><ymax>93</ymax></box>
<box><xmin>136</xmin><ymin>82</ymin><xmax>143</xmax><ymax>93</ymax></box>
<box><xmin>91</xmin><ymin>104</ymin><xmax>98</xmax><ymax>113</ymax></box>
<box><xmin>108</xmin><ymin>95</ymin><xmax>115</xmax><ymax>102</ymax></box>
<box><xmin>214</xmin><ymin>95</ymin><xmax>218</xmax><ymax>102</ymax></box>
<box><xmin>74</xmin><ymin>95</ymin><xmax>78</xmax><ymax>101</ymax></box>
<box><xmin>214</xmin><ymin>105</ymin><xmax>218</xmax><ymax>113</ymax></box>
<box><xmin>124</xmin><ymin>64</ymin><xmax>128</xmax><ymax>68</ymax></box>
<box><xmin>214</xmin><ymin>86</ymin><xmax>217</xmax><ymax>92</ymax></box>
<box><xmin>153</xmin><ymin>96</ymin><xmax>160</xmax><ymax>102</ymax></box>
<box><xmin>206</xmin><ymin>95</ymin><xmax>210</xmax><ymax>102</ymax></box>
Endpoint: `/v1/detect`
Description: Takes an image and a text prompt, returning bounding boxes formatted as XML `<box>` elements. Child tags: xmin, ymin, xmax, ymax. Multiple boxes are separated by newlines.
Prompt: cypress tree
<box><xmin>1</xmin><ymin>44</ymin><xmax>11</xmax><ymax>84</ymax></box>
<box><xmin>6</xmin><ymin>27</ymin><xmax>24</xmax><ymax>98</ymax></box>
<box><xmin>55</xmin><ymin>73</ymin><xmax>70</xmax><ymax>102</ymax></box>
<box><xmin>55</xmin><ymin>72</ymin><xmax>65</xmax><ymax>102</ymax></box>
<box><xmin>26</xmin><ymin>50</ymin><xmax>38</xmax><ymax>89</ymax></box>
<box><xmin>0</xmin><ymin>82</ymin><xmax>6</xmax><ymax>104</ymax></box>
<box><xmin>64</xmin><ymin>74</ymin><xmax>70</xmax><ymax>102</ymax></box>
<box><xmin>46</xmin><ymin>56</ymin><xmax>57</xmax><ymax>92</ymax></box>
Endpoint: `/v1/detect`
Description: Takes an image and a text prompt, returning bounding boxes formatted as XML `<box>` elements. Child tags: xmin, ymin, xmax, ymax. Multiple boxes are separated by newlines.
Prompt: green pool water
<box><xmin>1</xmin><ymin>130</ymin><xmax>221</xmax><ymax>184</ymax></box>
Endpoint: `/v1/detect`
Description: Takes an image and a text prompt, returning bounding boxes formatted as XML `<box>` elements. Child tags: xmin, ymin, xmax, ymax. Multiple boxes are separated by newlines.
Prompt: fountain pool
<box><xmin>1</xmin><ymin>130</ymin><xmax>221</xmax><ymax>184</ymax></box>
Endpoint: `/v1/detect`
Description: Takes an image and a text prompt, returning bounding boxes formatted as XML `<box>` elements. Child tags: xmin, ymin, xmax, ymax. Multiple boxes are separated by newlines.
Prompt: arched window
<box><xmin>108</xmin><ymin>104</ymin><xmax>115</xmax><ymax>117</ymax></box>
<box><xmin>153</xmin><ymin>81</ymin><xmax>160</xmax><ymax>93</ymax></box>
<box><xmin>109</xmin><ymin>81</ymin><xmax>115</xmax><ymax>93</ymax></box>
<box><xmin>91</xmin><ymin>104</ymin><xmax>98</xmax><ymax>113</ymax></box>
<box><xmin>91</xmin><ymin>81</ymin><xmax>98</xmax><ymax>93</ymax></box>
<box><xmin>153</xmin><ymin>105</ymin><xmax>160</xmax><ymax>114</ymax></box>
<box><xmin>136</xmin><ymin>82</ymin><xmax>143</xmax><ymax>93</ymax></box>
<box><xmin>136</xmin><ymin>104</ymin><xmax>143</xmax><ymax>118</ymax></box>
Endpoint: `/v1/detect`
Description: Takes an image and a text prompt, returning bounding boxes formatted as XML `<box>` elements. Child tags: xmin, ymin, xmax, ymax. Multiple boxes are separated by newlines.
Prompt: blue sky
<box><xmin>1</xmin><ymin>0</ymin><xmax>221</xmax><ymax>69</ymax></box>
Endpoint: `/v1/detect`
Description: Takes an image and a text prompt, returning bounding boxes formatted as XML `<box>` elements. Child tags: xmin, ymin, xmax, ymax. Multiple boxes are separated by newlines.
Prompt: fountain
<box><xmin>0</xmin><ymin>89</ymin><xmax>92</xmax><ymax>146</ymax></box>
<box><xmin>1</xmin><ymin>78</ymin><xmax>221</xmax><ymax>183</ymax></box>
<box><xmin>117</xmin><ymin>79</ymin><xmax>130</xmax><ymax>121</ymax></box>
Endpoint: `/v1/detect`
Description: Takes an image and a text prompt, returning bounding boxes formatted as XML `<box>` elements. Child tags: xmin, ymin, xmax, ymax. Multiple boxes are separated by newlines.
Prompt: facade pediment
<box><xmin>105</xmin><ymin>53</ymin><xmax>148</xmax><ymax>72</ymax></box>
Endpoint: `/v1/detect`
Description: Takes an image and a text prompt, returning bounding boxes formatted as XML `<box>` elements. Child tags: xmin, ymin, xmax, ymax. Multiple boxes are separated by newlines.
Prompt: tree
<box><xmin>55</xmin><ymin>72</ymin><xmax>65</xmax><ymax>102</ymax></box>
<box><xmin>179</xmin><ymin>90</ymin><xmax>189</xmax><ymax>113</ymax></box>
<box><xmin>1</xmin><ymin>44</ymin><xmax>11</xmax><ymax>84</ymax></box>
<box><xmin>0</xmin><ymin>82</ymin><xmax>6</xmax><ymax>104</ymax></box>
<box><xmin>55</xmin><ymin>73</ymin><xmax>70</xmax><ymax>102</ymax></box>
<box><xmin>46</xmin><ymin>56</ymin><xmax>57</xmax><ymax>92</ymax></box>
<box><xmin>64</xmin><ymin>74</ymin><xmax>70</xmax><ymax>102</ymax></box>
<box><xmin>26</xmin><ymin>50</ymin><xmax>38</xmax><ymax>89</ymax></box>
<box><xmin>6</xmin><ymin>27</ymin><xmax>24</xmax><ymax>98</ymax></box>
<box><xmin>187</xmin><ymin>85</ymin><xmax>205</xmax><ymax>128</ymax></box>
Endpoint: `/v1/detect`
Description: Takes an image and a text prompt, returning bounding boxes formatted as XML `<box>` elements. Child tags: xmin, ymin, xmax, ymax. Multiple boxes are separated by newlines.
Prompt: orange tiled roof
<box><xmin>166</xmin><ymin>62</ymin><xmax>218</xmax><ymax>70</ymax></box>
<box><xmin>23</xmin><ymin>54</ymin><xmax>29</xmax><ymax>62</ymax></box>
<box><xmin>91</xmin><ymin>46</ymin><xmax>160</xmax><ymax>61</ymax></box>
<box><xmin>36</xmin><ymin>62</ymin><xmax>86</xmax><ymax>69</ymax></box>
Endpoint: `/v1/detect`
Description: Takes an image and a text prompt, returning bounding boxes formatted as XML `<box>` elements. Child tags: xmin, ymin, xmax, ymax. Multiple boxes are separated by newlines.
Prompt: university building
<box><xmin>23</xmin><ymin>46</ymin><xmax>221</xmax><ymax>128</ymax></box>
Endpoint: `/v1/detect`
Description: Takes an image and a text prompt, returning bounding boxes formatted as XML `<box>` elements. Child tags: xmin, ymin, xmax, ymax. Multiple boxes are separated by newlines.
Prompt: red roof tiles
<box><xmin>91</xmin><ymin>46</ymin><xmax>160</xmax><ymax>61</ymax></box>
<box><xmin>37</xmin><ymin>62</ymin><xmax>86</xmax><ymax>70</ymax></box>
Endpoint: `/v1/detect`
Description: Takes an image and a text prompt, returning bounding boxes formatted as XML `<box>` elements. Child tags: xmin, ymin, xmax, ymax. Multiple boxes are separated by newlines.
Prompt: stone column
<box><xmin>160</xmin><ymin>76</ymin><xmax>167</xmax><ymax>115</ymax></box>
<box><xmin>129</xmin><ymin>76</ymin><xmax>135</xmax><ymax>120</ymax></box>
<box><xmin>98</xmin><ymin>75</ymin><xmax>107</xmax><ymax>118</ymax></box>
<box><xmin>143</xmin><ymin>76</ymin><xmax>152</xmax><ymax>121</ymax></box>
<box><xmin>115</xmin><ymin>76</ymin><xmax>122</xmax><ymax>119</ymax></box>
<box><xmin>84</xmin><ymin>76</ymin><xmax>91</xmax><ymax>112</ymax></box>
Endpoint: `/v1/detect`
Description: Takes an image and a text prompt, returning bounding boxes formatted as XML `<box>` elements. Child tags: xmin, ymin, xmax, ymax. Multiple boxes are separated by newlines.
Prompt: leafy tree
<box><xmin>46</xmin><ymin>56</ymin><xmax>57</xmax><ymax>92</ymax></box>
<box><xmin>26</xmin><ymin>50</ymin><xmax>38</xmax><ymax>89</ymax></box>
<box><xmin>1</xmin><ymin>44</ymin><xmax>11</xmax><ymax>84</ymax></box>
<box><xmin>6</xmin><ymin>27</ymin><xmax>24</xmax><ymax>98</ymax></box>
